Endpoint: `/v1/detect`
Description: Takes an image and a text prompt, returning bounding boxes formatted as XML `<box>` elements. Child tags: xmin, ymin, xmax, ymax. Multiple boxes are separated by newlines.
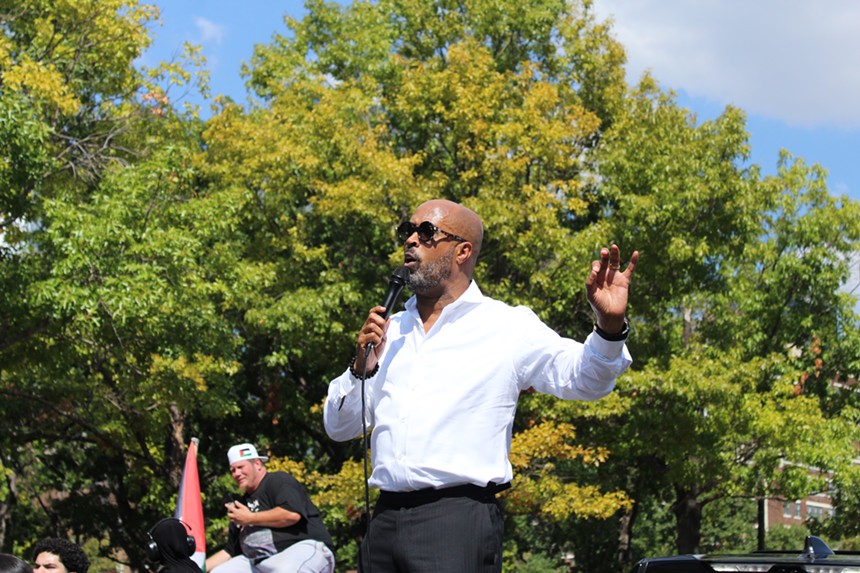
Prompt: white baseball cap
<box><xmin>227</xmin><ymin>443</ymin><xmax>269</xmax><ymax>465</ymax></box>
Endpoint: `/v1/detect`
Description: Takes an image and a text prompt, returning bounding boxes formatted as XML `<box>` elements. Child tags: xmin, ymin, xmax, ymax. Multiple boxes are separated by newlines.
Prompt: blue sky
<box><xmin>140</xmin><ymin>0</ymin><xmax>860</xmax><ymax>300</ymax></box>
<box><xmin>593</xmin><ymin>0</ymin><xmax>860</xmax><ymax>205</ymax></box>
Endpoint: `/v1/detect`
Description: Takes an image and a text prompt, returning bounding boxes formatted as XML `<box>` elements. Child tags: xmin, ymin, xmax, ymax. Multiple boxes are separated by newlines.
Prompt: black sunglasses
<box><xmin>397</xmin><ymin>221</ymin><xmax>468</xmax><ymax>244</ymax></box>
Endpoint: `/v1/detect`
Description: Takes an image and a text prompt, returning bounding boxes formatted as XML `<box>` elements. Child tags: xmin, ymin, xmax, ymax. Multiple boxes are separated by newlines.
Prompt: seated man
<box><xmin>206</xmin><ymin>443</ymin><xmax>335</xmax><ymax>573</ymax></box>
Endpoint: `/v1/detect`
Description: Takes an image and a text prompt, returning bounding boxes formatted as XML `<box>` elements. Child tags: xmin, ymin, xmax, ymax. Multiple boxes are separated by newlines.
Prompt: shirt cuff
<box><xmin>586</xmin><ymin>330</ymin><xmax>628</xmax><ymax>360</ymax></box>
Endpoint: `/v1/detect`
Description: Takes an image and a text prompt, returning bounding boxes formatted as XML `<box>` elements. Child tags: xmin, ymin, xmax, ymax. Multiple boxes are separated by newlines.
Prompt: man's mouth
<box><xmin>404</xmin><ymin>251</ymin><xmax>418</xmax><ymax>268</ymax></box>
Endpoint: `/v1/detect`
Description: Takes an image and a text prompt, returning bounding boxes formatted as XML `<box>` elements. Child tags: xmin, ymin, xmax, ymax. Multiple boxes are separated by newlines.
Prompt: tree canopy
<box><xmin>1</xmin><ymin>0</ymin><xmax>859</xmax><ymax>571</ymax></box>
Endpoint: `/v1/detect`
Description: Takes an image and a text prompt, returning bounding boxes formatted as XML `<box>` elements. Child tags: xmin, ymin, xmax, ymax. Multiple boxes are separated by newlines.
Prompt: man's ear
<box><xmin>456</xmin><ymin>241</ymin><xmax>474</xmax><ymax>264</ymax></box>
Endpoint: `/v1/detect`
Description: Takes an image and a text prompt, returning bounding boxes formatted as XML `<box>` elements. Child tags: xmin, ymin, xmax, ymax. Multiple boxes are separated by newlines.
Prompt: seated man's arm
<box><xmin>229</xmin><ymin>501</ymin><xmax>301</xmax><ymax>528</ymax></box>
<box><xmin>206</xmin><ymin>550</ymin><xmax>232</xmax><ymax>571</ymax></box>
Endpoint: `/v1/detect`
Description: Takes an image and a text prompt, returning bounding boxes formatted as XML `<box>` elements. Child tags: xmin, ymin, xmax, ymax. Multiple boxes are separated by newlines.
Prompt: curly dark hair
<box><xmin>31</xmin><ymin>540</ymin><xmax>89</xmax><ymax>573</ymax></box>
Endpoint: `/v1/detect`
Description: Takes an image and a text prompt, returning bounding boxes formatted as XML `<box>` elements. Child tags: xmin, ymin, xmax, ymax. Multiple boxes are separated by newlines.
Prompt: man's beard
<box><xmin>406</xmin><ymin>247</ymin><xmax>455</xmax><ymax>293</ymax></box>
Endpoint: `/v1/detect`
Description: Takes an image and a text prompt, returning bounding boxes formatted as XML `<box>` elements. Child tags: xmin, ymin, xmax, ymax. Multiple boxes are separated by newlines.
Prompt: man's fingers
<box><xmin>624</xmin><ymin>251</ymin><xmax>640</xmax><ymax>276</ymax></box>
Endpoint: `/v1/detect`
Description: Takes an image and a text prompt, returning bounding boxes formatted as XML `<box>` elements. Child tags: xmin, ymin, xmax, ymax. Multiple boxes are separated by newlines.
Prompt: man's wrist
<box><xmin>594</xmin><ymin>320</ymin><xmax>629</xmax><ymax>341</ymax></box>
<box><xmin>349</xmin><ymin>354</ymin><xmax>379</xmax><ymax>378</ymax></box>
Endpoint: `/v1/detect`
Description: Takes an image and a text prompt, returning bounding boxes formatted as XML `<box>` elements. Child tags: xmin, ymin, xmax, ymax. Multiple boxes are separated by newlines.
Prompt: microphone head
<box><xmin>378</xmin><ymin>265</ymin><xmax>411</xmax><ymax>320</ymax></box>
<box><xmin>391</xmin><ymin>265</ymin><xmax>410</xmax><ymax>285</ymax></box>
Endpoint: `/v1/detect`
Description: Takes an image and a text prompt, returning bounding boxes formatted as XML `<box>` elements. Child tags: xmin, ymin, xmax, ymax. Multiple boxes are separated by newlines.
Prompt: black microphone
<box><xmin>365</xmin><ymin>265</ymin><xmax>410</xmax><ymax>355</ymax></box>
<box><xmin>378</xmin><ymin>265</ymin><xmax>410</xmax><ymax>320</ymax></box>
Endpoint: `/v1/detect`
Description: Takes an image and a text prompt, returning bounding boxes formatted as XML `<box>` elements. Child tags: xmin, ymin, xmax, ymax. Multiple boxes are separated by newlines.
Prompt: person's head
<box><xmin>0</xmin><ymin>554</ymin><xmax>33</xmax><ymax>573</ymax></box>
<box><xmin>148</xmin><ymin>518</ymin><xmax>196</xmax><ymax>563</ymax></box>
<box><xmin>398</xmin><ymin>199</ymin><xmax>483</xmax><ymax>297</ymax></box>
<box><xmin>227</xmin><ymin>443</ymin><xmax>269</xmax><ymax>494</ymax></box>
<box><xmin>32</xmin><ymin>539</ymin><xmax>89</xmax><ymax>573</ymax></box>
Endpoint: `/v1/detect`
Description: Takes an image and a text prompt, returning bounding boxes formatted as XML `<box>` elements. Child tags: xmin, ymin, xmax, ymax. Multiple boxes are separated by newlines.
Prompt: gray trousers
<box><xmin>215</xmin><ymin>540</ymin><xmax>335</xmax><ymax>573</ymax></box>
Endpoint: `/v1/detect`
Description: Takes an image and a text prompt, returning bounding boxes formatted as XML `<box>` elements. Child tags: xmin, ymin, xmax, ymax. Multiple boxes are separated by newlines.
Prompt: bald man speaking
<box><xmin>324</xmin><ymin>199</ymin><xmax>639</xmax><ymax>572</ymax></box>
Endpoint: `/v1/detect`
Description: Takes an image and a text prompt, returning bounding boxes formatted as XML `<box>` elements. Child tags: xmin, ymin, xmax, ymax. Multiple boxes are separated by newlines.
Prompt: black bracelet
<box><xmin>594</xmin><ymin>320</ymin><xmax>630</xmax><ymax>341</ymax></box>
<box><xmin>349</xmin><ymin>354</ymin><xmax>380</xmax><ymax>379</ymax></box>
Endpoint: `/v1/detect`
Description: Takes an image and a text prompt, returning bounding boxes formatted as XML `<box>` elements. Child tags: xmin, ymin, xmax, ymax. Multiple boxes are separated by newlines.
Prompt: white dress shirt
<box><xmin>323</xmin><ymin>281</ymin><xmax>632</xmax><ymax>492</ymax></box>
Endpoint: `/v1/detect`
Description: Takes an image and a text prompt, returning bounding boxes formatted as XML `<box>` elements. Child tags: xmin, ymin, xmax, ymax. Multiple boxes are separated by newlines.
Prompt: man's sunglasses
<box><xmin>397</xmin><ymin>221</ymin><xmax>468</xmax><ymax>244</ymax></box>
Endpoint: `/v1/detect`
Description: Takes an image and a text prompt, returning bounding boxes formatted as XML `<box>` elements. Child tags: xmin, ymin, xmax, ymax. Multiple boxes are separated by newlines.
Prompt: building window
<box><xmin>807</xmin><ymin>503</ymin><xmax>832</xmax><ymax>521</ymax></box>
<box><xmin>808</xmin><ymin>505</ymin><xmax>824</xmax><ymax>519</ymax></box>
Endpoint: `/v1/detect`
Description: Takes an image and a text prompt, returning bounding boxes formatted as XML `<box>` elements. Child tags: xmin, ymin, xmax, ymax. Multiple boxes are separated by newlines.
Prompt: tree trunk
<box><xmin>617</xmin><ymin>500</ymin><xmax>640</xmax><ymax>568</ymax></box>
<box><xmin>0</xmin><ymin>469</ymin><xmax>15</xmax><ymax>552</ymax></box>
<box><xmin>672</xmin><ymin>487</ymin><xmax>702</xmax><ymax>555</ymax></box>
<box><xmin>168</xmin><ymin>403</ymin><xmax>187</xmax><ymax>488</ymax></box>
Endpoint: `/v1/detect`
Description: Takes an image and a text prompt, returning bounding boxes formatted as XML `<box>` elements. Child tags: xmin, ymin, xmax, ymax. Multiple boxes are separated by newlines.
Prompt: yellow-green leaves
<box><xmin>2</xmin><ymin>57</ymin><xmax>79</xmax><ymax>115</ymax></box>
<box><xmin>506</xmin><ymin>421</ymin><xmax>631</xmax><ymax>521</ymax></box>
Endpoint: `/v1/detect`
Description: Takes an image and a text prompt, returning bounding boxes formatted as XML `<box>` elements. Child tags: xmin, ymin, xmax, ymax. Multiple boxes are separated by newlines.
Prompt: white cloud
<box><xmin>195</xmin><ymin>16</ymin><xmax>226</xmax><ymax>45</ymax></box>
<box><xmin>592</xmin><ymin>0</ymin><xmax>860</xmax><ymax>129</ymax></box>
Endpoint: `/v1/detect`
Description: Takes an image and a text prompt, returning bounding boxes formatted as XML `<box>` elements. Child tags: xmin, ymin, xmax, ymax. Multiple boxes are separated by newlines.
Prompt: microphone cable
<box><xmin>356</xmin><ymin>265</ymin><xmax>406</xmax><ymax>572</ymax></box>
<box><xmin>360</xmin><ymin>342</ymin><xmax>374</xmax><ymax>573</ymax></box>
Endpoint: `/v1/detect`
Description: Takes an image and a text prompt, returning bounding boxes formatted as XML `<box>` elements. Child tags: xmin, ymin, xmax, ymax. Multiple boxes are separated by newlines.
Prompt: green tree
<box><xmin>0</xmin><ymin>0</ymin><xmax>224</xmax><ymax>563</ymax></box>
<box><xmin>191</xmin><ymin>0</ymin><xmax>860</xmax><ymax>567</ymax></box>
<box><xmin>3</xmin><ymin>0</ymin><xmax>858</xmax><ymax>569</ymax></box>
<box><xmin>1</xmin><ymin>146</ymin><xmax>246</xmax><ymax>561</ymax></box>
<box><xmin>586</xmin><ymin>76</ymin><xmax>860</xmax><ymax>561</ymax></box>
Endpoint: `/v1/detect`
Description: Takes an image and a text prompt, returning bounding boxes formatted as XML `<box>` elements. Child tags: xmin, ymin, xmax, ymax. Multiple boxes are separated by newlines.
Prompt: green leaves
<box><xmin>589</xmin><ymin>71</ymin><xmax>860</xmax><ymax>557</ymax></box>
<box><xmin>2</xmin><ymin>0</ymin><xmax>859</xmax><ymax>569</ymax></box>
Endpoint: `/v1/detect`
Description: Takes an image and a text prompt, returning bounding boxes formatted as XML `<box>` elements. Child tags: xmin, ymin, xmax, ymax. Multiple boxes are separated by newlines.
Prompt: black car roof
<box><xmin>631</xmin><ymin>536</ymin><xmax>860</xmax><ymax>572</ymax></box>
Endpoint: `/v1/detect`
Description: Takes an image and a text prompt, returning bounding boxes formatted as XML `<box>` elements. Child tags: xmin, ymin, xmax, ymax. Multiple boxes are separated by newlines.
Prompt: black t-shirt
<box><xmin>225</xmin><ymin>472</ymin><xmax>334</xmax><ymax>561</ymax></box>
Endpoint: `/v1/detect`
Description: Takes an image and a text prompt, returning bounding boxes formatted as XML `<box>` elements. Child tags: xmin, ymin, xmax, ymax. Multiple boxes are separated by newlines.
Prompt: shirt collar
<box><xmin>404</xmin><ymin>280</ymin><xmax>484</xmax><ymax>318</ymax></box>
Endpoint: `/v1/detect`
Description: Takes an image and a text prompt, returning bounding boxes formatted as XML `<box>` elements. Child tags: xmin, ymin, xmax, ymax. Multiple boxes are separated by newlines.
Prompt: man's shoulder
<box><xmin>262</xmin><ymin>470</ymin><xmax>301</xmax><ymax>488</ymax></box>
<box><xmin>263</xmin><ymin>470</ymin><xmax>293</xmax><ymax>481</ymax></box>
<box><xmin>477</xmin><ymin>293</ymin><xmax>540</xmax><ymax>319</ymax></box>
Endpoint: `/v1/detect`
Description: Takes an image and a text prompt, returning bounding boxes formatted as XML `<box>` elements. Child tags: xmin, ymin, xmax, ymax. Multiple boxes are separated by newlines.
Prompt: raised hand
<box><xmin>585</xmin><ymin>244</ymin><xmax>638</xmax><ymax>334</ymax></box>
